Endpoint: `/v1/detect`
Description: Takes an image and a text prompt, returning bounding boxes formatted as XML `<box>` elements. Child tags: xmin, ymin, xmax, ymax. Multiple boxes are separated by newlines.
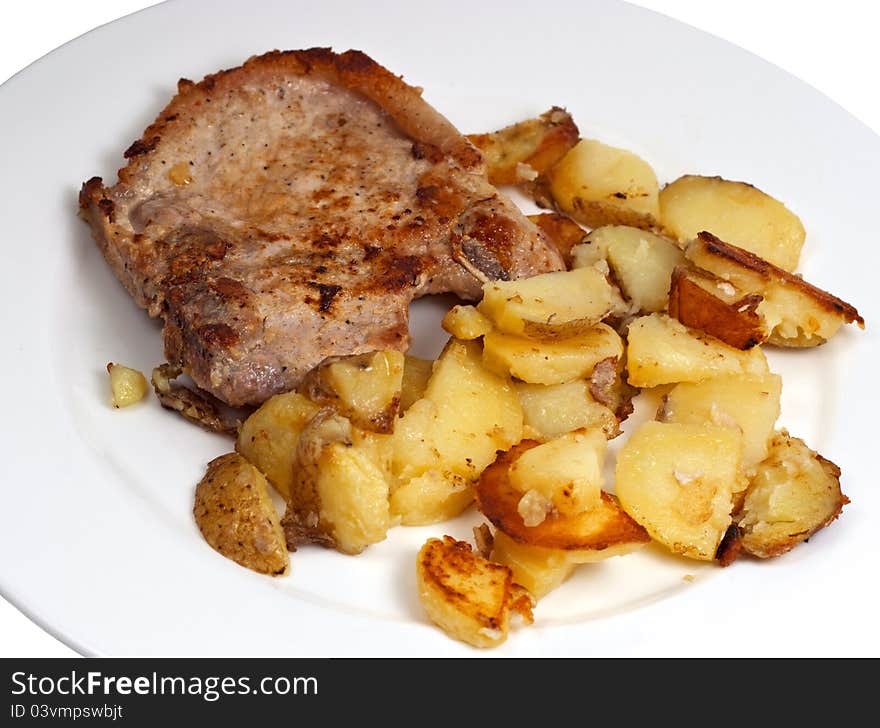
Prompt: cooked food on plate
<box><xmin>86</xmin><ymin>48</ymin><xmax>864</xmax><ymax>649</ymax></box>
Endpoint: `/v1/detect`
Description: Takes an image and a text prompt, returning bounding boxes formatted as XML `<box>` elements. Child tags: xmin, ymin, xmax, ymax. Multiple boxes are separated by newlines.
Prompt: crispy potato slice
<box><xmin>490</xmin><ymin>530</ymin><xmax>577</xmax><ymax>599</ymax></box>
<box><xmin>735</xmin><ymin>430</ymin><xmax>848</xmax><ymax>559</ymax></box>
<box><xmin>515</xmin><ymin>379</ymin><xmax>620</xmax><ymax>441</ymax></box>
<box><xmin>236</xmin><ymin>391</ymin><xmax>320</xmax><ymax>499</ymax></box>
<box><xmin>400</xmin><ymin>355</ymin><xmax>433</xmax><ymax>412</ymax></box>
<box><xmin>441</xmin><ymin>305</ymin><xmax>493</xmax><ymax>340</ymax></box>
<box><xmin>298</xmin><ymin>350</ymin><xmax>404</xmax><ymax>433</ymax></box>
<box><xmin>478</xmin><ymin>266</ymin><xmax>620</xmax><ymax>340</ymax></box>
<box><xmin>543</xmin><ymin>138</ymin><xmax>661</xmax><ymax>229</ymax></box>
<box><xmin>615</xmin><ymin>421</ymin><xmax>745</xmax><ymax>560</ymax></box>
<box><xmin>686</xmin><ymin>232</ymin><xmax>864</xmax><ymax>346</ymax></box>
<box><xmin>625</xmin><ymin>313</ymin><xmax>768</xmax><ymax>388</ymax></box>
<box><xmin>660</xmin><ymin>175</ymin><xmax>806</xmax><ymax>270</ymax></box>
<box><xmin>483</xmin><ymin>323</ymin><xmax>624</xmax><ymax>386</ymax></box>
<box><xmin>659</xmin><ymin>373</ymin><xmax>782</xmax><ymax>474</ymax></box>
<box><xmin>107</xmin><ymin>362</ymin><xmax>148</xmax><ymax>408</ymax></box>
<box><xmin>528</xmin><ymin>212</ymin><xmax>588</xmax><ymax>267</ymax></box>
<box><xmin>668</xmin><ymin>265</ymin><xmax>767</xmax><ymax>349</ymax></box>
<box><xmin>417</xmin><ymin>536</ymin><xmax>534</xmax><ymax>649</ymax></box>
<box><xmin>477</xmin><ymin>442</ymin><xmax>650</xmax><ymax>556</ymax></box>
<box><xmin>283</xmin><ymin>409</ymin><xmax>391</xmax><ymax>555</ymax></box>
<box><xmin>193</xmin><ymin>453</ymin><xmax>289</xmax><ymax>576</ymax></box>
<box><xmin>572</xmin><ymin>226</ymin><xmax>685</xmax><ymax>314</ymax></box>
<box><xmin>466</xmin><ymin>107</ymin><xmax>579</xmax><ymax>186</ymax></box>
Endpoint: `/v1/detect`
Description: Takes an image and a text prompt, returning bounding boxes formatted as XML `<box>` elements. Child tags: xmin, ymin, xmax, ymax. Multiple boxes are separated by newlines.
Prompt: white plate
<box><xmin>1</xmin><ymin>0</ymin><xmax>878</xmax><ymax>657</ymax></box>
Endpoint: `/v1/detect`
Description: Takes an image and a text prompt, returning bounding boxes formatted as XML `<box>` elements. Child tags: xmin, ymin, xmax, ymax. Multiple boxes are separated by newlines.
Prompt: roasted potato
<box><xmin>588</xmin><ymin>356</ymin><xmax>638</xmax><ymax>422</ymax></box>
<box><xmin>515</xmin><ymin>379</ymin><xmax>620</xmax><ymax>441</ymax></box>
<box><xmin>417</xmin><ymin>536</ymin><xmax>534</xmax><ymax>648</ymax></box>
<box><xmin>236</xmin><ymin>391</ymin><xmax>320</xmax><ymax>499</ymax></box>
<box><xmin>107</xmin><ymin>362</ymin><xmax>148</xmax><ymax>407</ymax></box>
<box><xmin>298</xmin><ymin>350</ymin><xmax>404</xmax><ymax>433</ymax></box>
<box><xmin>477</xmin><ymin>266</ymin><xmax>620</xmax><ymax>340</ymax></box>
<box><xmin>478</xmin><ymin>442</ymin><xmax>650</xmax><ymax>557</ymax></box>
<box><xmin>528</xmin><ymin>212</ymin><xmax>588</xmax><ymax>267</ymax></box>
<box><xmin>441</xmin><ymin>305</ymin><xmax>493</xmax><ymax>341</ymax></box>
<box><xmin>466</xmin><ymin>107</ymin><xmax>579</xmax><ymax>186</ymax></box>
<box><xmin>400</xmin><ymin>355</ymin><xmax>433</xmax><ymax>412</ymax></box>
<box><xmin>542</xmin><ymin>138</ymin><xmax>661</xmax><ymax>229</ymax></box>
<box><xmin>489</xmin><ymin>529</ymin><xmax>575</xmax><ymax>599</ymax></box>
<box><xmin>659</xmin><ymin>175</ymin><xmax>806</xmax><ymax>271</ymax></box>
<box><xmin>389</xmin><ymin>470</ymin><xmax>475</xmax><ymax>526</ymax></box>
<box><xmin>735</xmin><ymin>430</ymin><xmax>848</xmax><ymax>559</ymax></box>
<box><xmin>284</xmin><ymin>409</ymin><xmax>391</xmax><ymax>555</ymax></box>
<box><xmin>668</xmin><ymin>264</ymin><xmax>767</xmax><ymax>349</ymax></box>
<box><xmin>625</xmin><ymin>313</ymin><xmax>768</xmax><ymax>388</ymax></box>
<box><xmin>659</xmin><ymin>373</ymin><xmax>781</xmax><ymax>474</ymax></box>
<box><xmin>685</xmin><ymin>232</ymin><xmax>864</xmax><ymax>347</ymax></box>
<box><xmin>482</xmin><ymin>323</ymin><xmax>624</xmax><ymax>386</ymax></box>
<box><xmin>573</xmin><ymin>226</ymin><xmax>686</xmax><ymax>314</ymax></box>
<box><xmin>193</xmin><ymin>453</ymin><xmax>289</xmax><ymax>576</ymax></box>
<box><xmin>615</xmin><ymin>421</ymin><xmax>745</xmax><ymax>560</ymax></box>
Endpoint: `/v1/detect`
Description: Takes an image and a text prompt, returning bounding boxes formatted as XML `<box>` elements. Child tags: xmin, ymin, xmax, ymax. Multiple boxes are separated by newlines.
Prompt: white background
<box><xmin>1</xmin><ymin>0</ymin><xmax>878</xmax><ymax>657</ymax></box>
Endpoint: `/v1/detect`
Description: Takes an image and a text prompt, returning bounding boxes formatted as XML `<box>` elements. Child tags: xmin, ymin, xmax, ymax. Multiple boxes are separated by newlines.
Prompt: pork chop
<box><xmin>79</xmin><ymin>49</ymin><xmax>564</xmax><ymax>406</ymax></box>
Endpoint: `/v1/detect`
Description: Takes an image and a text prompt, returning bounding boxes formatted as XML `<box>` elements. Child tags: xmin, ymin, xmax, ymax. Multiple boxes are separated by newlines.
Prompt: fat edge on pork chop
<box><xmin>79</xmin><ymin>48</ymin><xmax>564</xmax><ymax>406</ymax></box>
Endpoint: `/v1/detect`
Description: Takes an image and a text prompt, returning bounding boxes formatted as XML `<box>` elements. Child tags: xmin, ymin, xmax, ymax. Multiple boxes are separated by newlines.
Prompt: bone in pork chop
<box><xmin>79</xmin><ymin>49</ymin><xmax>564</xmax><ymax>406</ymax></box>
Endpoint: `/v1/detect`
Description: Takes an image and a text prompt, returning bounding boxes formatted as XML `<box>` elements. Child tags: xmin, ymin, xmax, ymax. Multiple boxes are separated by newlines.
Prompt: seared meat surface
<box><xmin>80</xmin><ymin>49</ymin><xmax>563</xmax><ymax>406</ymax></box>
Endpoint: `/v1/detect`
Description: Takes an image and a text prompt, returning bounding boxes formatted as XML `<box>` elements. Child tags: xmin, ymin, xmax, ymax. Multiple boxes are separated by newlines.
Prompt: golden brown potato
<box><xmin>490</xmin><ymin>529</ymin><xmax>577</xmax><ymax>599</ymax></box>
<box><xmin>660</xmin><ymin>175</ymin><xmax>806</xmax><ymax>270</ymax></box>
<box><xmin>659</xmin><ymin>373</ymin><xmax>782</xmax><ymax>474</ymax></box>
<box><xmin>107</xmin><ymin>362</ymin><xmax>148</xmax><ymax>408</ymax></box>
<box><xmin>193</xmin><ymin>453</ymin><xmax>289</xmax><ymax>576</ymax></box>
<box><xmin>441</xmin><ymin>305</ymin><xmax>493</xmax><ymax>341</ymax></box>
<box><xmin>478</xmin><ymin>266</ymin><xmax>620</xmax><ymax>340</ymax></box>
<box><xmin>685</xmin><ymin>232</ymin><xmax>864</xmax><ymax>347</ymax></box>
<box><xmin>668</xmin><ymin>265</ymin><xmax>767</xmax><ymax>349</ymax></box>
<box><xmin>477</xmin><ymin>442</ymin><xmax>650</xmax><ymax>557</ymax></box>
<box><xmin>298</xmin><ymin>350</ymin><xmax>404</xmax><ymax>433</ymax></box>
<box><xmin>615</xmin><ymin>421</ymin><xmax>745</xmax><ymax>560</ymax></box>
<box><xmin>573</xmin><ymin>226</ymin><xmax>686</xmax><ymax>314</ymax></box>
<box><xmin>542</xmin><ymin>138</ymin><xmax>661</xmax><ymax>229</ymax></box>
<box><xmin>399</xmin><ymin>355</ymin><xmax>433</xmax><ymax>412</ymax></box>
<box><xmin>466</xmin><ymin>107</ymin><xmax>579</xmax><ymax>186</ymax></box>
<box><xmin>283</xmin><ymin>409</ymin><xmax>391</xmax><ymax>555</ymax></box>
<box><xmin>482</xmin><ymin>323</ymin><xmax>624</xmax><ymax>386</ymax></box>
<box><xmin>735</xmin><ymin>430</ymin><xmax>849</xmax><ymax>559</ymax></box>
<box><xmin>515</xmin><ymin>379</ymin><xmax>620</xmax><ymax>441</ymax></box>
<box><xmin>417</xmin><ymin>536</ymin><xmax>534</xmax><ymax>648</ymax></box>
<box><xmin>236</xmin><ymin>391</ymin><xmax>320</xmax><ymax>499</ymax></box>
<box><xmin>625</xmin><ymin>313</ymin><xmax>768</xmax><ymax>388</ymax></box>
<box><xmin>527</xmin><ymin>212</ymin><xmax>588</xmax><ymax>267</ymax></box>
<box><xmin>389</xmin><ymin>470</ymin><xmax>475</xmax><ymax>526</ymax></box>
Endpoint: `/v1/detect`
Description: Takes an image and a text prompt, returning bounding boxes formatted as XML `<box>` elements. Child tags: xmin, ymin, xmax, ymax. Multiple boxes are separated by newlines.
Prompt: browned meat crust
<box><xmin>80</xmin><ymin>49</ymin><xmax>563</xmax><ymax>406</ymax></box>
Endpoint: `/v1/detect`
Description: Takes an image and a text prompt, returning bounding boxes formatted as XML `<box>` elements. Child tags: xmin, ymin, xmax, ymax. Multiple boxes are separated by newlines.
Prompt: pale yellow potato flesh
<box><xmin>515</xmin><ymin>379</ymin><xmax>619</xmax><ymax>440</ymax></box>
<box><xmin>660</xmin><ymin>175</ymin><xmax>805</xmax><ymax>271</ymax></box>
<box><xmin>107</xmin><ymin>363</ymin><xmax>148</xmax><ymax>408</ymax></box>
<box><xmin>399</xmin><ymin>355</ymin><xmax>433</xmax><ymax>412</ymax></box>
<box><xmin>490</xmin><ymin>530</ymin><xmax>576</xmax><ymax>599</ymax></box>
<box><xmin>389</xmin><ymin>470</ymin><xmax>475</xmax><ymax>526</ymax></box>
<box><xmin>441</xmin><ymin>305</ymin><xmax>494</xmax><ymax>340</ymax></box>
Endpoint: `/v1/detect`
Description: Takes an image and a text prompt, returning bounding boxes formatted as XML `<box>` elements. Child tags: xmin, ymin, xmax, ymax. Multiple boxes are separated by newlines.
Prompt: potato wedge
<box><xmin>478</xmin><ymin>266</ymin><xmax>619</xmax><ymax>340</ymax></box>
<box><xmin>483</xmin><ymin>323</ymin><xmax>624</xmax><ymax>386</ymax></box>
<box><xmin>668</xmin><ymin>265</ymin><xmax>767</xmax><ymax>349</ymax></box>
<box><xmin>193</xmin><ymin>453</ymin><xmax>289</xmax><ymax>576</ymax></box>
<box><xmin>477</xmin><ymin>441</ymin><xmax>650</xmax><ymax>556</ymax></box>
<box><xmin>736</xmin><ymin>431</ymin><xmax>848</xmax><ymax>559</ymax></box>
<box><xmin>528</xmin><ymin>212</ymin><xmax>588</xmax><ymax>267</ymax></box>
<box><xmin>543</xmin><ymin>138</ymin><xmax>661</xmax><ymax>229</ymax></box>
<box><xmin>283</xmin><ymin>409</ymin><xmax>391</xmax><ymax>555</ymax></box>
<box><xmin>236</xmin><ymin>391</ymin><xmax>321</xmax><ymax>499</ymax></box>
<box><xmin>389</xmin><ymin>470</ymin><xmax>475</xmax><ymax>526</ymax></box>
<box><xmin>107</xmin><ymin>362</ymin><xmax>148</xmax><ymax>408</ymax></box>
<box><xmin>298</xmin><ymin>350</ymin><xmax>404</xmax><ymax>433</ymax></box>
<box><xmin>400</xmin><ymin>355</ymin><xmax>433</xmax><ymax>412</ymax></box>
<box><xmin>660</xmin><ymin>175</ymin><xmax>806</xmax><ymax>270</ymax></box>
<box><xmin>417</xmin><ymin>536</ymin><xmax>534</xmax><ymax>648</ymax></box>
<box><xmin>515</xmin><ymin>379</ymin><xmax>620</xmax><ymax>440</ymax></box>
<box><xmin>466</xmin><ymin>107</ymin><xmax>579</xmax><ymax>186</ymax></box>
<box><xmin>625</xmin><ymin>313</ymin><xmax>768</xmax><ymax>388</ymax></box>
<box><xmin>615</xmin><ymin>421</ymin><xmax>745</xmax><ymax>560</ymax></box>
<box><xmin>685</xmin><ymin>232</ymin><xmax>864</xmax><ymax>347</ymax></box>
<box><xmin>490</xmin><ymin>529</ymin><xmax>577</xmax><ymax>600</ymax></box>
<box><xmin>659</xmin><ymin>373</ymin><xmax>782</xmax><ymax>473</ymax></box>
<box><xmin>441</xmin><ymin>305</ymin><xmax>493</xmax><ymax>341</ymax></box>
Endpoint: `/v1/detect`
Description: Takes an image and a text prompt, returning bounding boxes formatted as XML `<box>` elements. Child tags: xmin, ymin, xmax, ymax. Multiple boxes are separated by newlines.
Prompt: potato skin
<box><xmin>193</xmin><ymin>453</ymin><xmax>289</xmax><ymax>576</ymax></box>
<box><xmin>527</xmin><ymin>212</ymin><xmax>587</xmax><ymax>267</ymax></box>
